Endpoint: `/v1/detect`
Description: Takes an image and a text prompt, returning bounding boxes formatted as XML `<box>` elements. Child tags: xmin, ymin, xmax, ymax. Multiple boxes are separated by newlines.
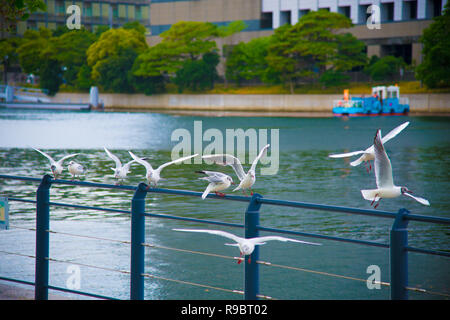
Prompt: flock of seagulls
<box><xmin>30</xmin><ymin>121</ymin><xmax>429</xmax><ymax>263</ymax></box>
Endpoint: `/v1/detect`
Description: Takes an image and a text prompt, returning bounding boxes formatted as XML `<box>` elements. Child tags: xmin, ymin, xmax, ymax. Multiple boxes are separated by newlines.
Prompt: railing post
<box><xmin>130</xmin><ymin>183</ymin><xmax>147</xmax><ymax>300</ymax></box>
<box><xmin>390</xmin><ymin>208</ymin><xmax>409</xmax><ymax>300</ymax></box>
<box><xmin>244</xmin><ymin>193</ymin><xmax>262</xmax><ymax>300</ymax></box>
<box><xmin>35</xmin><ymin>174</ymin><xmax>52</xmax><ymax>300</ymax></box>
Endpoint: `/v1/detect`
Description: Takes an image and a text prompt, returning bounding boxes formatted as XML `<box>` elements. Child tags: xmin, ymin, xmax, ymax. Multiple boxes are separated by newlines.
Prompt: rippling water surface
<box><xmin>0</xmin><ymin>109</ymin><xmax>449</xmax><ymax>300</ymax></box>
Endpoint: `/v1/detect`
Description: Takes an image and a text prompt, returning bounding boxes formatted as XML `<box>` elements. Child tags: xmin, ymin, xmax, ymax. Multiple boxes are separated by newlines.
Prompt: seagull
<box><xmin>68</xmin><ymin>160</ymin><xmax>86</xmax><ymax>180</ymax></box>
<box><xmin>32</xmin><ymin>147</ymin><xmax>79</xmax><ymax>178</ymax></box>
<box><xmin>172</xmin><ymin>228</ymin><xmax>321</xmax><ymax>264</ymax></box>
<box><xmin>103</xmin><ymin>147</ymin><xmax>138</xmax><ymax>184</ymax></box>
<box><xmin>196</xmin><ymin>170</ymin><xmax>234</xmax><ymax>199</ymax></box>
<box><xmin>129</xmin><ymin>151</ymin><xmax>198</xmax><ymax>187</ymax></box>
<box><xmin>361</xmin><ymin>129</ymin><xmax>430</xmax><ymax>208</ymax></box>
<box><xmin>329</xmin><ymin>122</ymin><xmax>409</xmax><ymax>172</ymax></box>
<box><xmin>202</xmin><ymin>144</ymin><xmax>270</xmax><ymax>195</ymax></box>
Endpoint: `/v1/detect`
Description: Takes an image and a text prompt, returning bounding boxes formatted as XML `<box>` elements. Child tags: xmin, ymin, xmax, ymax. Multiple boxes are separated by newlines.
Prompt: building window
<box><xmin>381</xmin><ymin>44</ymin><xmax>412</xmax><ymax>64</ymax></box>
<box><xmin>260</xmin><ymin>12</ymin><xmax>273</xmax><ymax>29</ymax></box>
<box><xmin>299</xmin><ymin>9</ymin><xmax>310</xmax><ymax>20</ymax></box>
<box><xmin>319</xmin><ymin>7</ymin><xmax>330</xmax><ymax>12</ymax></box>
<box><xmin>280</xmin><ymin>10</ymin><xmax>291</xmax><ymax>25</ymax></box>
<box><xmin>55</xmin><ymin>0</ymin><xmax>65</xmax><ymax>16</ymax></box>
<box><xmin>427</xmin><ymin>0</ymin><xmax>443</xmax><ymax>17</ymax></box>
<box><xmin>358</xmin><ymin>5</ymin><xmax>371</xmax><ymax>24</ymax></box>
<box><xmin>84</xmin><ymin>3</ymin><xmax>92</xmax><ymax>17</ymax></box>
<box><xmin>338</xmin><ymin>6</ymin><xmax>351</xmax><ymax>18</ymax></box>
<box><xmin>112</xmin><ymin>4</ymin><xmax>119</xmax><ymax>19</ymax></box>
<box><xmin>135</xmin><ymin>5</ymin><xmax>142</xmax><ymax>20</ymax></box>
<box><xmin>381</xmin><ymin>3</ymin><xmax>394</xmax><ymax>22</ymax></box>
<box><xmin>403</xmin><ymin>0</ymin><xmax>418</xmax><ymax>19</ymax></box>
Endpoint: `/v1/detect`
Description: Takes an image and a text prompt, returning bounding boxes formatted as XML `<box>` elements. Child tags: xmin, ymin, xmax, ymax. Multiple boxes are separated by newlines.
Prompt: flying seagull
<box><xmin>202</xmin><ymin>144</ymin><xmax>270</xmax><ymax>195</ymax></box>
<box><xmin>173</xmin><ymin>228</ymin><xmax>321</xmax><ymax>264</ymax></box>
<box><xmin>329</xmin><ymin>122</ymin><xmax>409</xmax><ymax>172</ymax></box>
<box><xmin>32</xmin><ymin>147</ymin><xmax>79</xmax><ymax>178</ymax></box>
<box><xmin>196</xmin><ymin>170</ymin><xmax>234</xmax><ymax>199</ymax></box>
<box><xmin>103</xmin><ymin>147</ymin><xmax>138</xmax><ymax>184</ymax></box>
<box><xmin>361</xmin><ymin>129</ymin><xmax>430</xmax><ymax>208</ymax></box>
<box><xmin>129</xmin><ymin>151</ymin><xmax>198</xmax><ymax>187</ymax></box>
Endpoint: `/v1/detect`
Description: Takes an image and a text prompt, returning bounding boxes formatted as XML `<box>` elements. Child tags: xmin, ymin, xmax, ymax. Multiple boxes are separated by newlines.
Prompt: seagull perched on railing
<box><xmin>68</xmin><ymin>160</ymin><xmax>86</xmax><ymax>180</ymax></box>
<box><xmin>103</xmin><ymin>147</ymin><xmax>138</xmax><ymax>184</ymax></box>
<box><xmin>361</xmin><ymin>129</ymin><xmax>430</xmax><ymax>208</ymax></box>
<box><xmin>129</xmin><ymin>151</ymin><xmax>198</xmax><ymax>188</ymax></box>
<box><xmin>329</xmin><ymin>122</ymin><xmax>409</xmax><ymax>173</ymax></box>
<box><xmin>32</xmin><ymin>147</ymin><xmax>79</xmax><ymax>178</ymax></box>
<box><xmin>173</xmin><ymin>228</ymin><xmax>321</xmax><ymax>264</ymax></box>
<box><xmin>196</xmin><ymin>170</ymin><xmax>234</xmax><ymax>199</ymax></box>
<box><xmin>202</xmin><ymin>144</ymin><xmax>270</xmax><ymax>195</ymax></box>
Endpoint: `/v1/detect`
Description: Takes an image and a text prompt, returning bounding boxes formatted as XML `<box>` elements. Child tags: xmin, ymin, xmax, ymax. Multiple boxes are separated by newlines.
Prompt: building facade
<box><xmin>16</xmin><ymin>0</ymin><xmax>448</xmax><ymax>66</ymax></box>
<box><xmin>16</xmin><ymin>0</ymin><xmax>150</xmax><ymax>34</ymax></box>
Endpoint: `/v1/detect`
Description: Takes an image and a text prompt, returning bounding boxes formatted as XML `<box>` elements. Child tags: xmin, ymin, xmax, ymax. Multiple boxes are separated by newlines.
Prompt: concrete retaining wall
<box><xmin>51</xmin><ymin>92</ymin><xmax>450</xmax><ymax>113</ymax></box>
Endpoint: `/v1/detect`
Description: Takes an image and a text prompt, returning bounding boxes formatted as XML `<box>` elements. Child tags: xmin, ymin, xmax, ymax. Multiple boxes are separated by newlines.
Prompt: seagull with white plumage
<box><xmin>129</xmin><ymin>151</ymin><xmax>198</xmax><ymax>188</ymax></box>
<box><xmin>103</xmin><ymin>147</ymin><xmax>138</xmax><ymax>184</ymax></box>
<box><xmin>68</xmin><ymin>160</ymin><xmax>86</xmax><ymax>180</ymax></box>
<box><xmin>202</xmin><ymin>144</ymin><xmax>270</xmax><ymax>196</ymax></box>
<box><xmin>196</xmin><ymin>170</ymin><xmax>234</xmax><ymax>199</ymax></box>
<box><xmin>32</xmin><ymin>147</ymin><xmax>79</xmax><ymax>178</ymax></box>
<box><xmin>361</xmin><ymin>129</ymin><xmax>430</xmax><ymax>208</ymax></box>
<box><xmin>329</xmin><ymin>122</ymin><xmax>409</xmax><ymax>173</ymax></box>
<box><xmin>173</xmin><ymin>228</ymin><xmax>321</xmax><ymax>264</ymax></box>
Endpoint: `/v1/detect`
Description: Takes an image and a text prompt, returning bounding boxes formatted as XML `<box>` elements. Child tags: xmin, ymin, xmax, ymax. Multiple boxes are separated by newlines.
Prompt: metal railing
<box><xmin>0</xmin><ymin>174</ymin><xmax>449</xmax><ymax>300</ymax></box>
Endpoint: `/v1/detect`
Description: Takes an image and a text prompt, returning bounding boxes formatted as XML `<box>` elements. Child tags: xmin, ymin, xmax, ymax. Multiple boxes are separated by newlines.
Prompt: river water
<box><xmin>0</xmin><ymin>109</ymin><xmax>448</xmax><ymax>300</ymax></box>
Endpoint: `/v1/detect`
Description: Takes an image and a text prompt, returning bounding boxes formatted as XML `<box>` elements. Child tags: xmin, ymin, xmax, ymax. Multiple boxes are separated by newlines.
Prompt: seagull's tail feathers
<box><xmin>361</xmin><ymin>189</ymin><xmax>379</xmax><ymax>201</ymax></box>
<box><xmin>202</xmin><ymin>184</ymin><xmax>213</xmax><ymax>200</ymax></box>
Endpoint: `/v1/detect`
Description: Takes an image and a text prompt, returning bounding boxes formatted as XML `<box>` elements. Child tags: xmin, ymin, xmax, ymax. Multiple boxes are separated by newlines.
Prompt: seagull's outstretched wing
<box><xmin>373</xmin><ymin>129</ymin><xmax>394</xmax><ymax>188</ymax></box>
<box><xmin>172</xmin><ymin>229</ymin><xmax>243</xmax><ymax>244</ymax></box>
<box><xmin>202</xmin><ymin>154</ymin><xmax>246</xmax><ymax>181</ymax></box>
<box><xmin>249</xmin><ymin>236</ymin><xmax>321</xmax><ymax>246</ymax></box>
<box><xmin>129</xmin><ymin>151</ymin><xmax>153</xmax><ymax>175</ymax></box>
<box><xmin>32</xmin><ymin>147</ymin><xmax>56</xmax><ymax>165</ymax></box>
<box><xmin>57</xmin><ymin>153</ymin><xmax>79</xmax><ymax>165</ymax></box>
<box><xmin>382</xmin><ymin>122</ymin><xmax>409</xmax><ymax>144</ymax></box>
<box><xmin>196</xmin><ymin>170</ymin><xmax>229</xmax><ymax>183</ymax></box>
<box><xmin>104</xmin><ymin>147</ymin><xmax>122</xmax><ymax>169</ymax></box>
<box><xmin>122</xmin><ymin>159</ymin><xmax>137</xmax><ymax>171</ymax></box>
<box><xmin>156</xmin><ymin>154</ymin><xmax>198</xmax><ymax>173</ymax></box>
<box><xmin>328</xmin><ymin>150</ymin><xmax>366</xmax><ymax>158</ymax></box>
<box><xmin>249</xmin><ymin>144</ymin><xmax>270</xmax><ymax>173</ymax></box>
<box><xmin>403</xmin><ymin>192</ymin><xmax>430</xmax><ymax>206</ymax></box>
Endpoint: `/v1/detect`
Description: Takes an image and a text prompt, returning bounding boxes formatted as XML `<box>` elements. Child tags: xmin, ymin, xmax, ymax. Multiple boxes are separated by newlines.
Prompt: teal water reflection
<box><xmin>0</xmin><ymin>109</ymin><xmax>448</xmax><ymax>299</ymax></box>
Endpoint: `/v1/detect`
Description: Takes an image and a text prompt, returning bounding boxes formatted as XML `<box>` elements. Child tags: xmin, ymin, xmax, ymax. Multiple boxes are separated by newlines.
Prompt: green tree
<box><xmin>53</xmin><ymin>28</ymin><xmax>97</xmax><ymax>86</ymax></box>
<box><xmin>86</xmin><ymin>27</ymin><xmax>147</xmax><ymax>83</ymax></box>
<box><xmin>0</xmin><ymin>36</ymin><xmax>23</xmax><ymax>84</ymax></box>
<box><xmin>16</xmin><ymin>27</ymin><xmax>63</xmax><ymax>95</ymax></box>
<box><xmin>265</xmin><ymin>10</ymin><xmax>355</xmax><ymax>92</ymax></box>
<box><xmin>364</xmin><ymin>55</ymin><xmax>405</xmax><ymax>81</ymax></box>
<box><xmin>174</xmin><ymin>51</ymin><xmax>220</xmax><ymax>92</ymax></box>
<box><xmin>416</xmin><ymin>2</ymin><xmax>450</xmax><ymax>88</ymax></box>
<box><xmin>0</xmin><ymin>0</ymin><xmax>46</xmax><ymax>37</ymax></box>
<box><xmin>225</xmin><ymin>36</ymin><xmax>271</xmax><ymax>86</ymax></box>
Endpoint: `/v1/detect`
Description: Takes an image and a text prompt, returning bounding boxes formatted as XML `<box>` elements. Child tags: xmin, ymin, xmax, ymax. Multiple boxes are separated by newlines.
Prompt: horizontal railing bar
<box><xmin>0</xmin><ymin>276</ymin><xmax>35</xmax><ymax>287</ymax></box>
<box><xmin>51</xmin><ymin>178</ymin><xmax>137</xmax><ymax>191</ymax></box>
<box><xmin>143</xmin><ymin>212</ymin><xmax>244</xmax><ymax>229</ymax></box>
<box><xmin>257</xmin><ymin>198</ymin><xmax>397</xmax><ymax>219</ymax></box>
<box><xmin>257</xmin><ymin>225</ymin><xmax>390</xmax><ymax>248</ymax></box>
<box><xmin>145</xmin><ymin>187</ymin><xmax>251</xmax><ymax>203</ymax></box>
<box><xmin>46</xmin><ymin>285</ymin><xmax>119</xmax><ymax>300</ymax></box>
<box><xmin>406</xmin><ymin>246</ymin><xmax>450</xmax><ymax>258</ymax></box>
<box><xmin>0</xmin><ymin>175</ymin><xmax>42</xmax><ymax>183</ymax></box>
<box><xmin>405</xmin><ymin>214</ymin><xmax>450</xmax><ymax>225</ymax></box>
<box><xmin>6</xmin><ymin>197</ymin><xmax>37</xmax><ymax>204</ymax></box>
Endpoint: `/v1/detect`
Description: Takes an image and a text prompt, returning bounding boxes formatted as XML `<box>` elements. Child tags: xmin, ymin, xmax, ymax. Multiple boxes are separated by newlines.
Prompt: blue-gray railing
<box><xmin>0</xmin><ymin>174</ymin><xmax>449</xmax><ymax>300</ymax></box>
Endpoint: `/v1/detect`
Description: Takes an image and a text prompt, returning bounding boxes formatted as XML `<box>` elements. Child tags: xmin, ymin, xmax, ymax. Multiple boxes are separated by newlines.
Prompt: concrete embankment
<box><xmin>50</xmin><ymin>92</ymin><xmax>450</xmax><ymax>115</ymax></box>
